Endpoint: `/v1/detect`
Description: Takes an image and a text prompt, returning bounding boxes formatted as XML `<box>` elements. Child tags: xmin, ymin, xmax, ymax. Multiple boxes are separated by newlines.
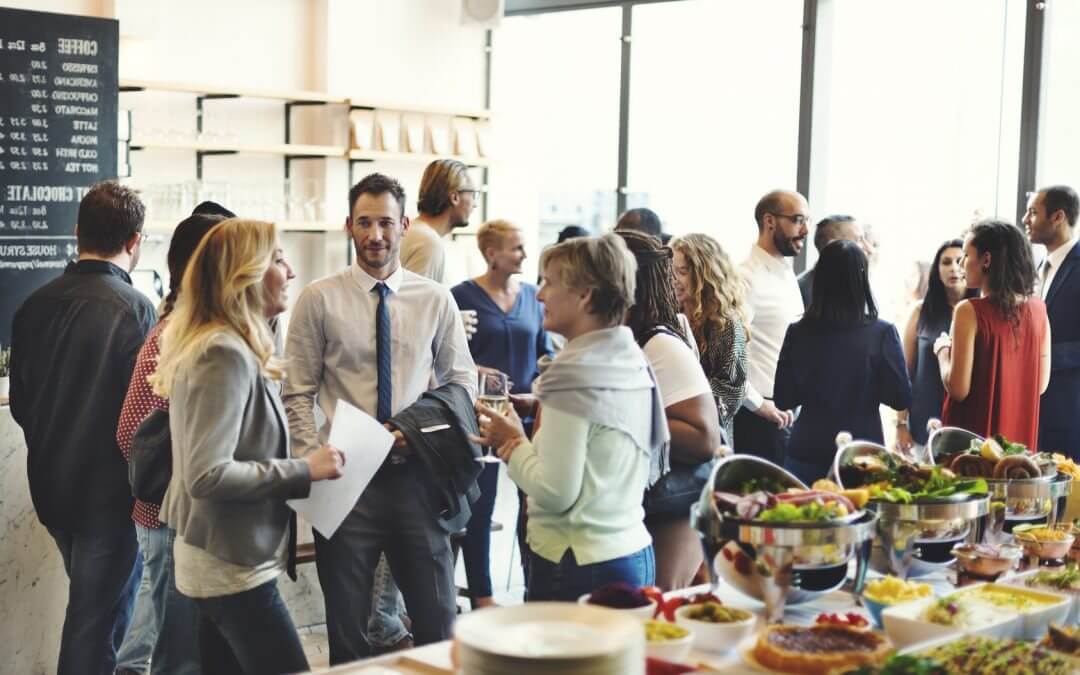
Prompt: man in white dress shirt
<box><xmin>734</xmin><ymin>190</ymin><xmax>809</xmax><ymax>464</ymax></box>
<box><xmin>284</xmin><ymin>173</ymin><xmax>477</xmax><ymax>664</ymax></box>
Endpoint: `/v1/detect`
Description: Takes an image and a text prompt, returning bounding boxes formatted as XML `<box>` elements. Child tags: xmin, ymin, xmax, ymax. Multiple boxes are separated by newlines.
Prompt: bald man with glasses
<box><xmin>734</xmin><ymin>190</ymin><xmax>809</xmax><ymax>465</ymax></box>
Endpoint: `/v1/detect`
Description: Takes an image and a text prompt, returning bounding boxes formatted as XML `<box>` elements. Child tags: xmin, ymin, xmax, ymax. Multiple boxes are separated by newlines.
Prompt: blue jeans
<box><xmin>527</xmin><ymin>546</ymin><xmax>656</xmax><ymax>602</ymax></box>
<box><xmin>115</xmin><ymin>525</ymin><xmax>200</xmax><ymax>674</ymax></box>
<box><xmin>462</xmin><ymin>461</ymin><xmax>500</xmax><ymax>599</ymax></box>
<box><xmin>195</xmin><ymin>579</ymin><xmax>307</xmax><ymax>675</ymax></box>
<box><xmin>368</xmin><ymin>553</ymin><xmax>409</xmax><ymax>647</ymax></box>
<box><xmin>47</xmin><ymin>521</ymin><xmax>142</xmax><ymax>675</ymax></box>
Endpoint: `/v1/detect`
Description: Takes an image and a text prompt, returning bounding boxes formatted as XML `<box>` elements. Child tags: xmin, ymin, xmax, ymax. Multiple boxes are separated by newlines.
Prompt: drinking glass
<box><xmin>477</xmin><ymin>370</ymin><xmax>509</xmax><ymax>463</ymax></box>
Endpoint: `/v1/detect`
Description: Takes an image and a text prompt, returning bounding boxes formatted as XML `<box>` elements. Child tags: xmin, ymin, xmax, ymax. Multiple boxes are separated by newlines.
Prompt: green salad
<box><xmin>757</xmin><ymin>501</ymin><xmax>848</xmax><ymax>523</ymax></box>
<box><xmin>868</xmin><ymin>468</ymin><xmax>988</xmax><ymax>504</ymax></box>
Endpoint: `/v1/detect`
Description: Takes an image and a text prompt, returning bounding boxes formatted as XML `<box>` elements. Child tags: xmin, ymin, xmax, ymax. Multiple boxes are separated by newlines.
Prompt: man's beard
<box><xmin>773</xmin><ymin>230</ymin><xmax>801</xmax><ymax>257</ymax></box>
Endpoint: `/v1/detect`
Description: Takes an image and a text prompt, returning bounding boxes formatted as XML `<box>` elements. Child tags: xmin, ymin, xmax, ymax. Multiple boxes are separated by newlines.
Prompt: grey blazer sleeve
<box><xmin>173</xmin><ymin>341</ymin><xmax>311</xmax><ymax>502</ymax></box>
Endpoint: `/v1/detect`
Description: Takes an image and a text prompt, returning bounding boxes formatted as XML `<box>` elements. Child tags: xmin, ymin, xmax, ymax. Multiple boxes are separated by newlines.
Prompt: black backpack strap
<box><xmin>637</xmin><ymin>324</ymin><xmax>681</xmax><ymax>349</ymax></box>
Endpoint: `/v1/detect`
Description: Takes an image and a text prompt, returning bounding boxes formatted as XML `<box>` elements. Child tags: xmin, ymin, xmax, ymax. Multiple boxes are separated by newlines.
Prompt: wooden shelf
<box><xmin>129</xmin><ymin>138</ymin><xmax>346</xmax><ymax>158</ymax></box>
<box><xmin>348</xmin><ymin>100</ymin><xmax>490</xmax><ymax>120</ymax></box>
<box><xmin>348</xmin><ymin>149</ymin><xmax>489</xmax><ymax>167</ymax></box>
<box><xmin>118</xmin><ymin>79</ymin><xmax>490</xmax><ymax>118</ymax></box>
<box><xmin>144</xmin><ymin>220</ymin><xmax>340</xmax><ymax>234</ymax></box>
<box><xmin>119</xmin><ymin>79</ymin><xmax>348</xmax><ymax>105</ymax></box>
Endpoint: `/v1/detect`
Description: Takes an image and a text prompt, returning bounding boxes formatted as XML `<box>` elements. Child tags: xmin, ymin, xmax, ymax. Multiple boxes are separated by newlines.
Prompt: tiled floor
<box><xmin>301</xmin><ymin>464</ymin><xmax>526</xmax><ymax>671</ymax></box>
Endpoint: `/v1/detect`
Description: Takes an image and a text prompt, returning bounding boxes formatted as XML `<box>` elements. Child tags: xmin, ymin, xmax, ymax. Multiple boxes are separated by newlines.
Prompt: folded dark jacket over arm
<box><xmin>389</xmin><ymin>383</ymin><xmax>482</xmax><ymax>533</ymax></box>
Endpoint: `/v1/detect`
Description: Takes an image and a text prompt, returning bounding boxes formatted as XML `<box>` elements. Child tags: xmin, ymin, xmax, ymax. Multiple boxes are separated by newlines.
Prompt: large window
<box><xmin>814</xmin><ymin>0</ymin><xmax>1026</xmax><ymax>321</ymax></box>
<box><xmin>1037</xmin><ymin>0</ymin><xmax>1080</xmax><ymax>190</ymax></box>
<box><xmin>626</xmin><ymin>0</ymin><xmax>803</xmax><ymax>258</ymax></box>
<box><xmin>487</xmin><ymin>7</ymin><xmax>622</xmax><ymax>268</ymax></box>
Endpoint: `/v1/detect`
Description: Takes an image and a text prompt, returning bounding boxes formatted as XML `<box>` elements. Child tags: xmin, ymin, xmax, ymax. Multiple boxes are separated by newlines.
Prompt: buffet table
<box><xmin>322</xmin><ymin>570</ymin><xmax>961</xmax><ymax>674</ymax></box>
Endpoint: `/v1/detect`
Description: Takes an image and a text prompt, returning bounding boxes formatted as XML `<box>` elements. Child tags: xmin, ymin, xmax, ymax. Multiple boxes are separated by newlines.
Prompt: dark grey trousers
<box><xmin>314</xmin><ymin>462</ymin><xmax>456</xmax><ymax>665</ymax></box>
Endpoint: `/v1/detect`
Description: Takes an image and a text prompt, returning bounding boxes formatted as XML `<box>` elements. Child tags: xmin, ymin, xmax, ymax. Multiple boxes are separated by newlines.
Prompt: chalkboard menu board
<box><xmin>0</xmin><ymin>8</ymin><xmax>118</xmax><ymax>348</ymax></box>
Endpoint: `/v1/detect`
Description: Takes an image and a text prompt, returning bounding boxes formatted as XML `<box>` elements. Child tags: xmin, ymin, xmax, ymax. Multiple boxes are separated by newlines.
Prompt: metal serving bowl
<box><xmin>830</xmin><ymin>434</ymin><xmax>991</xmax><ymax>578</ymax></box>
<box><xmin>926</xmin><ymin>420</ymin><xmax>1058</xmax><ymax>525</ymax></box>
<box><xmin>691</xmin><ymin>455</ymin><xmax>877</xmax><ymax>623</ymax></box>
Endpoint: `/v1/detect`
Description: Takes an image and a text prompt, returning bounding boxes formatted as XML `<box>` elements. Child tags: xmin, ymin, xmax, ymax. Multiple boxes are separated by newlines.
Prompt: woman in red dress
<box><xmin>936</xmin><ymin>220</ymin><xmax>1051</xmax><ymax>450</ymax></box>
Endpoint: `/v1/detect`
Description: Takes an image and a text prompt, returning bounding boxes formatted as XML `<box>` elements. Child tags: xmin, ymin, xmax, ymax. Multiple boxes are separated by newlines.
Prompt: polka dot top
<box><xmin>117</xmin><ymin>319</ymin><xmax>168</xmax><ymax>529</ymax></box>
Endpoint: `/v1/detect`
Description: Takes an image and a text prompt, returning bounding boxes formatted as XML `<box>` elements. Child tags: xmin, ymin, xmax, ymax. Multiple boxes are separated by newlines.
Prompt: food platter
<box><xmin>830</xmin><ymin>435</ymin><xmax>993</xmax><ymax>578</ymax></box>
<box><xmin>692</xmin><ymin>455</ymin><xmax>879</xmax><ymax>623</ymax></box>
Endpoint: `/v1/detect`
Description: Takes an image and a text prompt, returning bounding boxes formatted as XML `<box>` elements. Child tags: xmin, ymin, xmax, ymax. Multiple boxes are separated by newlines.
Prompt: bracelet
<box><xmin>895</xmin><ymin>419</ymin><xmax>909</xmax><ymax>428</ymax></box>
<box><xmin>934</xmin><ymin>343</ymin><xmax>951</xmax><ymax>357</ymax></box>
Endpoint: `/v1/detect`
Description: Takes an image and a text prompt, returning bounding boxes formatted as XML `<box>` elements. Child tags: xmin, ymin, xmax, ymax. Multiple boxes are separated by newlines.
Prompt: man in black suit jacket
<box><xmin>797</xmin><ymin>215</ymin><xmax>863</xmax><ymax>309</ymax></box>
<box><xmin>1025</xmin><ymin>185</ymin><xmax>1080</xmax><ymax>459</ymax></box>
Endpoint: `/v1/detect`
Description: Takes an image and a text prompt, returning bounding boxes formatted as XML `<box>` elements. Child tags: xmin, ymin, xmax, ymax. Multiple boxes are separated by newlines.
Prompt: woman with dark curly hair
<box><xmin>937</xmin><ymin>220</ymin><xmax>1051</xmax><ymax>449</ymax></box>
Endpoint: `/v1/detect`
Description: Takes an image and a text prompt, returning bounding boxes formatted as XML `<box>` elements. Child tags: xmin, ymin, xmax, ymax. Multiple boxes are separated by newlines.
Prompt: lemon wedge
<box><xmin>981</xmin><ymin>438</ymin><xmax>1005</xmax><ymax>462</ymax></box>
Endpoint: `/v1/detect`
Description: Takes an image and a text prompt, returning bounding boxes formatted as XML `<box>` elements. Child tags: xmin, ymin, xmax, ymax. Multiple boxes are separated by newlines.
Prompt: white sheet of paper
<box><xmin>287</xmin><ymin>400</ymin><xmax>394</xmax><ymax>539</ymax></box>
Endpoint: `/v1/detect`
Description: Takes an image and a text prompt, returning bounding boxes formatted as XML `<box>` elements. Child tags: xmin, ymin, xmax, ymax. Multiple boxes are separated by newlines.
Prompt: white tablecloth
<box><xmin>325</xmin><ymin>569</ymin><xmax>959</xmax><ymax>674</ymax></box>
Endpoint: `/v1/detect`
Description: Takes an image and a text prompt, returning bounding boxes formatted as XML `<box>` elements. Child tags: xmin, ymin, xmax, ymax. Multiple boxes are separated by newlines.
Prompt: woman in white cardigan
<box><xmin>475</xmin><ymin>233</ymin><xmax>669</xmax><ymax>602</ymax></box>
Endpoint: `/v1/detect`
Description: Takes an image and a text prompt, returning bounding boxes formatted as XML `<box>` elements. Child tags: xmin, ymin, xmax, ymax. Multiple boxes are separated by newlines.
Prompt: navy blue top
<box><xmin>910</xmin><ymin>312</ymin><xmax>950</xmax><ymax>445</ymax></box>
<box><xmin>774</xmin><ymin>318</ymin><xmax>912</xmax><ymax>471</ymax></box>
<box><xmin>451</xmin><ymin>279</ymin><xmax>551</xmax><ymax>395</ymax></box>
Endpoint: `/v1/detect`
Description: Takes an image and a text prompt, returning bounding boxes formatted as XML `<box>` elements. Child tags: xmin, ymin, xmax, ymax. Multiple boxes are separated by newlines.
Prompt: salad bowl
<box><xmin>692</xmin><ymin>455</ymin><xmax>878</xmax><ymax>623</ymax></box>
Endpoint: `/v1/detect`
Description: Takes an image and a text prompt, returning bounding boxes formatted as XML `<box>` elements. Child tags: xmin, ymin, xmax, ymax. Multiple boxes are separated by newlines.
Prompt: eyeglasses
<box><xmin>768</xmin><ymin>212</ymin><xmax>808</xmax><ymax>226</ymax></box>
<box><xmin>457</xmin><ymin>189</ymin><xmax>481</xmax><ymax>197</ymax></box>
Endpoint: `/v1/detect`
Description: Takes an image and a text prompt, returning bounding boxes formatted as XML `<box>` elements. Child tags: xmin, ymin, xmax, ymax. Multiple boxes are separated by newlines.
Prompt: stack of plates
<box><xmin>454</xmin><ymin>602</ymin><xmax>645</xmax><ymax>675</ymax></box>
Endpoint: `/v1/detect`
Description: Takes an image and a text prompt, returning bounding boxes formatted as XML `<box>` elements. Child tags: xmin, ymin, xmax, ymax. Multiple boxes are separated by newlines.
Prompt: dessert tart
<box><xmin>751</xmin><ymin>624</ymin><xmax>892</xmax><ymax>674</ymax></box>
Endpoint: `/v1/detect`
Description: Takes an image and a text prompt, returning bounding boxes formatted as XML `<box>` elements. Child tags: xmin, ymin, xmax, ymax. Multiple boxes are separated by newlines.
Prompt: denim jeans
<box><xmin>47</xmin><ymin>521</ymin><xmax>142</xmax><ymax>675</ymax></box>
<box><xmin>462</xmin><ymin>461</ymin><xmax>499</xmax><ymax>599</ymax></box>
<box><xmin>368</xmin><ymin>553</ymin><xmax>409</xmax><ymax>647</ymax></box>
<box><xmin>195</xmin><ymin>579</ymin><xmax>307</xmax><ymax>675</ymax></box>
<box><xmin>526</xmin><ymin>546</ymin><xmax>656</xmax><ymax>602</ymax></box>
<box><xmin>115</xmin><ymin>525</ymin><xmax>200</xmax><ymax>674</ymax></box>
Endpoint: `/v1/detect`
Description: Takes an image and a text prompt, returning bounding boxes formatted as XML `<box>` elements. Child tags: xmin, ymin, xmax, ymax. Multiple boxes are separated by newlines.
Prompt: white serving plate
<box><xmin>881</xmin><ymin>594</ymin><xmax>1018</xmax><ymax>647</ymax></box>
<box><xmin>882</xmin><ymin>582</ymin><xmax>1073</xmax><ymax>646</ymax></box>
<box><xmin>1001</xmin><ymin>569</ymin><xmax>1080</xmax><ymax>627</ymax></box>
<box><xmin>454</xmin><ymin>602</ymin><xmax>645</xmax><ymax>675</ymax></box>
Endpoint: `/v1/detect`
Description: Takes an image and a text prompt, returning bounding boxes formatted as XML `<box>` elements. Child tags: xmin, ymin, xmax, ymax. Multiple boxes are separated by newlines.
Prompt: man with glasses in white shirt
<box><xmin>284</xmin><ymin>173</ymin><xmax>477</xmax><ymax>663</ymax></box>
<box><xmin>735</xmin><ymin>190</ymin><xmax>809</xmax><ymax>464</ymax></box>
<box><xmin>1024</xmin><ymin>184</ymin><xmax>1080</xmax><ymax>460</ymax></box>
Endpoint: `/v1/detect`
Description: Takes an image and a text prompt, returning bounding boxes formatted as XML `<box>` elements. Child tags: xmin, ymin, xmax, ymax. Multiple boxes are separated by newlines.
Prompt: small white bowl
<box><xmin>577</xmin><ymin>592</ymin><xmax>657</xmax><ymax>619</ymax></box>
<box><xmin>673</xmin><ymin>604</ymin><xmax>756</xmax><ymax>653</ymax></box>
<box><xmin>881</xmin><ymin>595</ymin><xmax>1019</xmax><ymax>648</ymax></box>
<box><xmin>644</xmin><ymin>624</ymin><xmax>694</xmax><ymax>662</ymax></box>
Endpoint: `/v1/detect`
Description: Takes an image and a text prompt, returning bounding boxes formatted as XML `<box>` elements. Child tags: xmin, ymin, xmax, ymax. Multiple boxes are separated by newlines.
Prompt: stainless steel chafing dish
<box><xmin>690</xmin><ymin>455</ymin><xmax>877</xmax><ymax>623</ymax></box>
<box><xmin>926</xmin><ymin>421</ymin><xmax>1064</xmax><ymax>530</ymax></box>
<box><xmin>831</xmin><ymin>434</ymin><xmax>990</xmax><ymax>579</ymax></box>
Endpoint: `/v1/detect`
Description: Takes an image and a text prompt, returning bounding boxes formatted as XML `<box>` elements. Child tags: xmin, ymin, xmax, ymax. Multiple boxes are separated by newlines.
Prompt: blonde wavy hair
<box><xmin>150</xmin><ymin>218</ymin><xmax>281</xmax><ymax>397</ymax></box>
<box><xmin>670</xmin><ymin>233</ymin><xmax>749</xmax><ymax>353</ymax></box>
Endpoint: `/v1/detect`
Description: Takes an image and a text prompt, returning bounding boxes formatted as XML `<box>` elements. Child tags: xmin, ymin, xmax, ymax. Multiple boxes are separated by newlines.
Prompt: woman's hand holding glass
<box><xmin>306</xmin><ymin>444</ymin><xmax>346</xmax><ymax>481</ymax></box>
<box><xmin>473</xmin><ymin>399</ymin><xmax>527</xmax><ymax>463</ymax></box>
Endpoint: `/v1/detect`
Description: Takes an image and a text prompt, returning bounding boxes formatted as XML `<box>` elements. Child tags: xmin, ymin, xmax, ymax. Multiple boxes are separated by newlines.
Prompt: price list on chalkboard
<box><xmin>0</xmin><ymin>8</ymin><xmax>118</xmax><ymax>346</ymax></box>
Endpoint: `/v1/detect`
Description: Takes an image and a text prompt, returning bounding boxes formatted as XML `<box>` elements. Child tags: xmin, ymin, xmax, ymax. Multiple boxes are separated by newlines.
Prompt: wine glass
<box><xmin>476</xmin><ymin>370</ymin><xmax>509</xmax><ymax>463</ymax></box>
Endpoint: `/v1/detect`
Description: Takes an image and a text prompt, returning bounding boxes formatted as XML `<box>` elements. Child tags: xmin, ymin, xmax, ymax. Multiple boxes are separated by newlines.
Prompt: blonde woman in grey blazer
<box><xmin>153</xmin><ymin>219</ymin><xmax>344</xmax><ymax>675</ymax></box>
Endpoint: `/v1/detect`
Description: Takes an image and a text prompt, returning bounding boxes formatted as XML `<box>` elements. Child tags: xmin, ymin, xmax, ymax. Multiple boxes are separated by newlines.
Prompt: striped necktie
<box><xmin>374</xmin><ymin>282</ymin><xmax>392</xmax><ymax>422</ymax></box>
